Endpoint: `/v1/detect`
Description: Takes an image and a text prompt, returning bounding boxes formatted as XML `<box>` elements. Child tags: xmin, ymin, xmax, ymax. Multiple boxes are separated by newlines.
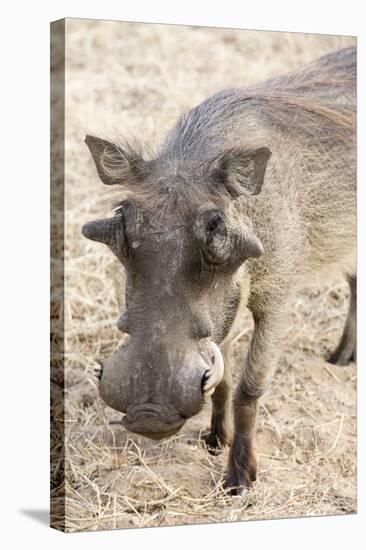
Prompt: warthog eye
<box><xmin>206</xmin><ymin>213</ymin><xmax>222</xmax><ymax>234</ymax></box>
<box><xmin>194</xmin><ymin>204</ymin><xmax>264</xmax><ymax>268</ymax></box>
<box><xmin>195</xmin><ymin>207</ymin><xmax>232</xmax><ymax>266</ymax></box>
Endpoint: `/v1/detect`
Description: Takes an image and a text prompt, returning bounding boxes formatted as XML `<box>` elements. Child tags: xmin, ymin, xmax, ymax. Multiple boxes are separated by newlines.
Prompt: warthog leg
<box><xmin>223</xmin><ymin>302</ymin><xmax>288</xmax><ymax>496</ymax></box>
<box><xmin>328</xmin><ymin>274</ymin><xmax>357</xmax><ymax>366</ymax></box>
<box><xmin>203</xmin><ymin>344</ymin><xmax>233</xmax><ymax>451</ymax></box>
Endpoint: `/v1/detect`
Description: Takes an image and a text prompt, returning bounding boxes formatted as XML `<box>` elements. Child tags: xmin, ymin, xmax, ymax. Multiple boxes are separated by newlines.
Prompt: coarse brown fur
<box><xmin>82</xmin><ymin>47</ymin><xmax>356</xmax><ymax>495</ymax></box>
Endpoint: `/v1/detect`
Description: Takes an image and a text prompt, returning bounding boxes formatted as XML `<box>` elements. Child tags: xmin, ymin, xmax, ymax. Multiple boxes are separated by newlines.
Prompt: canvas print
<box><xmin>50</xmin><ymin>18</ymin><xmax>357</xmax><ymax>532</ymax></box>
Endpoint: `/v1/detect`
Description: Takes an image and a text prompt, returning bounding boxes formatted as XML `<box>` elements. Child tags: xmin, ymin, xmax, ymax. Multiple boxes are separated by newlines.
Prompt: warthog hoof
<box><xmin>223</xmin><ymin>438</ymin><xmax>257</xmax><ymax>496</ymax></box>
<box><xmin>202</xmin><ymin>428</ymin><xmax>232</xmax><ymax>455</ymax></box>
<box><xmin>328</xmin><ymin>346</ymin><xmax>356</xmax><ymax>366</ymax></box>
<box><xmin>223</xmin><ymin>462</ymin><xmax>257</xmax><ymax>496</ymax></box>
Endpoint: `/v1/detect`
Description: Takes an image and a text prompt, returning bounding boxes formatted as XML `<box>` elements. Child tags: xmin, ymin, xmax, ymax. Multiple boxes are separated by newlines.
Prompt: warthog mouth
<box><xmin>122</xmin><ymin>403</ymin><xmax>186</xmax><ymax>440</ymax></box>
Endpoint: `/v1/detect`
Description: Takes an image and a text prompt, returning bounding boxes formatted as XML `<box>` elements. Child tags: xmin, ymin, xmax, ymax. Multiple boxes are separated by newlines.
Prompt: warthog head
<box><xmin>82</xmin><ymin>135</ymin><xmax>270</xmax><ymax>439</ymax></box>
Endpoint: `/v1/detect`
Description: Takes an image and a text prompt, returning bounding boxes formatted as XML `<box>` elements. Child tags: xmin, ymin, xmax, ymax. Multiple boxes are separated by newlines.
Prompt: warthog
<box><xmin>82</xmin><ymin>47</ymin><xmax>356</xmax><ymax>495</ymax></box>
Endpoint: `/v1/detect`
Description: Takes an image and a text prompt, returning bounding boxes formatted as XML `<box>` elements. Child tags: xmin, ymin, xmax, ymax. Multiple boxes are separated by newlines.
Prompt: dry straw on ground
<box><xmin>53</xmin><ymin>19</ymin><xmax>356</xmax><ymax>532</ymax></box>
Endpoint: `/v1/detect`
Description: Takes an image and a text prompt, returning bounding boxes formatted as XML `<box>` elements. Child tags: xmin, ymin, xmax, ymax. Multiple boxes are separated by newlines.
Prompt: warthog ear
<box><xmin>85</xmin><ymin>135</ymin><xmax>144</xmax><ymax>186</ymax></box>
<box><xmin>212</xmin><ymin>147</ymin><xmax>271</xmax><ymax>197</ymax></box>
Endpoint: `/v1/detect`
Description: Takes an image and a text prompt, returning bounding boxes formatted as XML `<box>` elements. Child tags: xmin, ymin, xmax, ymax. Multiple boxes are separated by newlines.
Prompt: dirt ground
<box><xmin>54</xmin><ymin>19</ymin><xmax>356</xmax><ymax>532</ymax></box>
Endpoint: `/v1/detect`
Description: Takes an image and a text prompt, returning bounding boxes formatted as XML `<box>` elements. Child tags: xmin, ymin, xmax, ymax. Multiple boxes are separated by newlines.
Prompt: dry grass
<box><xmin>54</xmin><ymin>18</ymin><xmax>356</xmax><ymax>532</ymax></box>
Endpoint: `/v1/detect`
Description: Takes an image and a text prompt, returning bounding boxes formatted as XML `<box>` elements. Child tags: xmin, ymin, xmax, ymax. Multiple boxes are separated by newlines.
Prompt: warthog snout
<box><xmin>96</xmin><ymin>340</ymin><xmax>224</xmax><ymax>439</ymax></box>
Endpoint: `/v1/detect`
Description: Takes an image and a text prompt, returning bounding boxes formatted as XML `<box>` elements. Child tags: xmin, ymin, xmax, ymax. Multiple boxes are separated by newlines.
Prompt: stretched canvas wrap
<box><xmin>50</xmin><ymin>18</ymin><xmax>357</xmax><ymax>532</ymax></box>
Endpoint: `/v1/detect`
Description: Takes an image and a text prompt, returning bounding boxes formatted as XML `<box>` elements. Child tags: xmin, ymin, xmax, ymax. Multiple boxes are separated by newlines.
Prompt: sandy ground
<box><xmin>52</xmin><ymin>19</ymin><xmax>356</xmax><ymax>532</ymax></box>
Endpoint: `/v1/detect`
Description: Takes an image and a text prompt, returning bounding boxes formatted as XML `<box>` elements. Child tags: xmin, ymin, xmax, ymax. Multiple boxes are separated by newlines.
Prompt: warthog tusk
<box><xmin>93</xmin><ymin>361</ymin><xmax>103</xmax><ymax>382</ymax></box>
<box><xmin>202</xmin><ymin>341</ymin><xmax>224</xmax><ymax>399</ymax></box>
